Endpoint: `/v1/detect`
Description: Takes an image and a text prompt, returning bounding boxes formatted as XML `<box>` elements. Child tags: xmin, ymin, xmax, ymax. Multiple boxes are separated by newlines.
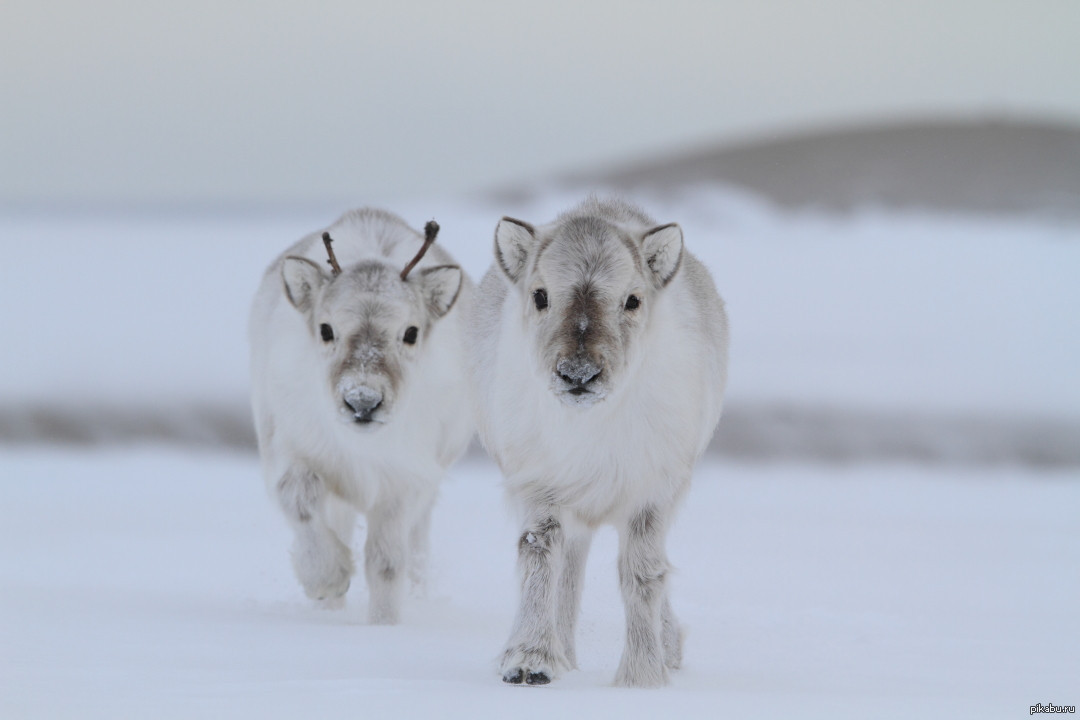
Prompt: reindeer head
<box><xmin>493</xmin><ymin>212</ymin><xmax>683</xmax><ymax>408</ymax></box>
<box><xmin>281</xmin><ymin>223</ymin><xmax>462</xmax><ymax>429</ymax></box>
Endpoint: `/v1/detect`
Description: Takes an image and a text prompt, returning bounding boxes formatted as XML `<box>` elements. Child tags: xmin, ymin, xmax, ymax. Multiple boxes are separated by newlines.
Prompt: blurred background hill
<box><xmin>563</xmin><ymin>118</ymin><xmax>1080</xmax><ymax>220</ymax></box>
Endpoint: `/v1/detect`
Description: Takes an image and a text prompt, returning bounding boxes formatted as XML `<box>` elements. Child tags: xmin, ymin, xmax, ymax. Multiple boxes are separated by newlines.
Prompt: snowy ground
<box><xmin>1</xmin><ymin>448</ymin><xmax>1076</xmax><ymax>719</ymax></box>
<box><xmin>2</xmin><ymin>187</ymin><xmax>1079</xmax><ymax>456</ymax></box>
<box><xmin>1</xmin><ymin>188</ymin><xmax>1078</xmax><ymax>717</ymax></box>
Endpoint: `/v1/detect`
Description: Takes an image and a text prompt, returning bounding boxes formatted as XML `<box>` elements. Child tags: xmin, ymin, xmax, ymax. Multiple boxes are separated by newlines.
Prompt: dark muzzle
<box><xmin>556</xmin><ymin>356</ymin><xmax>602</xmax><ymax>394</ymax></box>
<box><xmin>343</xmin><ymin>386</ymin><xmax>383</xmax><ymax>423</ymax></box>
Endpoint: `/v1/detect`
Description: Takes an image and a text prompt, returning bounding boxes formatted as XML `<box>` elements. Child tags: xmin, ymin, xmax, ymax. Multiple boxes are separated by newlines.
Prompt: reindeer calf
<box><xmin>468</xmin><ymin>197</ymin><xmax>728</xmax><ymax>686</ymax></box>
<box><xmin>250</xmin><ymin>209</ymin><xmax>474</xmax><ymax>623</ymax></box>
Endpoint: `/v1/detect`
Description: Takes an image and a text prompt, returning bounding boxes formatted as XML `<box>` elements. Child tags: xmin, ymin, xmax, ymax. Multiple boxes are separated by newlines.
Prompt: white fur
<box><xmin>250</xmin><ymin>208</ymin><xmax>474</xmax><ymax>623</ymax></box>
<box><xmin>469</xmin><ymin>197</ymin><xmax>728</xmax><ymax>686</ymax></box>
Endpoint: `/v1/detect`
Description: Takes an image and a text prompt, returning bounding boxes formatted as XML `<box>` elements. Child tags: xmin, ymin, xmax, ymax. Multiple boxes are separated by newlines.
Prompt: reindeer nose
<box><xmin>556</xmin><ymin>356</ymin><xmax>602</xmax><ymax>392</ymax></box>
<box><xmin>344</xmin><ymin>386</ymin><xmax>383</xmax><ymax>422</ymax></box>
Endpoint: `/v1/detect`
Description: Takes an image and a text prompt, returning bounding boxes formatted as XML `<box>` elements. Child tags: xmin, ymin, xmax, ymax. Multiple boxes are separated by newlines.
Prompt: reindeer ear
<box><xmin>641</xmin><ymin>223</ymin><xmax>684</xmax><ymax>288</ymax></box>
<box><xmin>281</xmin><ymin>256</ymin><xmax>327</xmax><ymax>312</ymax></box>
<box><xmin>419</xmin><ymin>265</ymin><xmax>463</xmax><ymax>318</ymax></box>
<box><xmin>494</xmin><ymin>217</ymin><xmax>536</xmax><ymax>283</ymax></box>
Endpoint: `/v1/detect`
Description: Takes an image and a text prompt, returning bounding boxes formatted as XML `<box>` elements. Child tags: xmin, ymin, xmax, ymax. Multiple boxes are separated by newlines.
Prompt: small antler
<box><xmin>322</xmin><ymin>232</ymin><xmax>342</xmax><ymax>276</ymax></box>
<box><xmin>400</xmin><ymin>220</ymin><xmax>440</xmax><ymax>281</ymax></box>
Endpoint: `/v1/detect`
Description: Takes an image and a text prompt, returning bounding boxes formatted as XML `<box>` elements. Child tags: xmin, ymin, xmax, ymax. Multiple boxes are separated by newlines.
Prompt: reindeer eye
<box><xmin>625</xmin><ymin>294</ymin><xmax>640</xmax><ymax>311</ymax></box>
<box><xmin>533</xmin><ymin>289</ymin><xmax>548</xmax><ymax>311</ymax></box>
<box><xmin>320</xmin><ymin>323</ymin><xmax>334</xmax><ymax>342</ymax></box>
<box><xmin>403</xmin><ymin>326</ymin><xmax>419</xmax><ymax>344</ymax></box>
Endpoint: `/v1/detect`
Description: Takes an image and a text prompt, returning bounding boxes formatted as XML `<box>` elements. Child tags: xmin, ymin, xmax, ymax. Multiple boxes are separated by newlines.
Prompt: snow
<box><xmin>2</xmin><ymin>186</ymin><xmax>1078</xmax><ymax>420</ymax></box>
<box><xmin>1</xmin><ymin>187</ymin><xmax>1078</xmax><ymax>715</ymax></box>
<box><xmin>1</xmin><ymin>448</ymin><xmax>1076</xmax><ymax>718</ymax></box>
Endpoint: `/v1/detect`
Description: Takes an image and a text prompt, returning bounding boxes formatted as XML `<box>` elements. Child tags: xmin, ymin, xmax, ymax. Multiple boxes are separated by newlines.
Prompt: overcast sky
<box><xmin>2</xmin><ymin>0</ymin><xmax>1078</xmax><ymax>206</ymax></box>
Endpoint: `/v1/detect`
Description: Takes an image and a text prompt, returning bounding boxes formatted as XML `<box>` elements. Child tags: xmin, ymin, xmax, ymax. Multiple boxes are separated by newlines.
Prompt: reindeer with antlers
<box><xmin>249</xmin><ymin>208</ymin><xmax>474</xmax><ymax>623</ymax></box>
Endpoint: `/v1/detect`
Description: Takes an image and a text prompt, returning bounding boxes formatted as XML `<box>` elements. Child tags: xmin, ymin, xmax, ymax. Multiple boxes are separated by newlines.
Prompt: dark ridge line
<box><xmin>1</xmin><ymin>402</ymin><xmax>1077</xmax><ymax>468</ymax></box>
<box><xmin>491</xmin><ymin>116</ymin><xmax>1080</xmax><ymax>221</ymax></box>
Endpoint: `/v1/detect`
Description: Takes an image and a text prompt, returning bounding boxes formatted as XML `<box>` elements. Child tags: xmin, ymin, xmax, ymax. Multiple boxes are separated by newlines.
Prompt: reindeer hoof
<box><xmin>525</xmin><ymin>671</ymin><xmax>550</xmax><ymax>685</ymax></box>
<box><xmin>315</xmin><ymin>577</ymin><xmax>350</xmax><ymax>602</ymax></box>
<box><xmin>499</xmin><ymin>644</ymin><xmax>563</xmax><ymax>685</ymax></box>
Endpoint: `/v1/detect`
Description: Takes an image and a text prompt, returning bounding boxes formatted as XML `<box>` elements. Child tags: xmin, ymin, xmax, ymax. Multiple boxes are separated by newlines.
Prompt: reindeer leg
<box><xmin>555</xmin><ymin>522</ymin><xmax>593</xmax><ymax>670</ymax></box>
<box><xmin>364</xmin><ymin>496</ymin><xmax>409</xmax><ymax>625</ymax></box>
<box><xmin>407</xmin><ymin>490</ymin><xmax>436</xmax><ymax>597</ymax></box>
<box><xmin>661</xmin><ymin>593</ymin><xmax>684</xmax><ymax>670</ymax></box>
<box><xmin>615</xmin><ymin>505</ymin><xmax>672</xmax><ymax>687</ymax></box>
<box><xmin>276</xmin><ymin>465</ymin><xmax>353</xmax><ymax>605</ymax></box>
<box><xmin>500</xmin><ymin>507</ymin><xmax>569</xmax><ymax>685</ymax></box>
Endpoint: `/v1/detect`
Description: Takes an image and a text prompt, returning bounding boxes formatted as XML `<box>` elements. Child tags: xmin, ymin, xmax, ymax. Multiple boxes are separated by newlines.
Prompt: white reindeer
<box><xmin>468</xmin><ymin>197</ymin><xmax>728</xmax><ymax>686</ymax></box>
<box><xmin>250</xmin><ymin>208</ymin><xmax>474</xmax><ymax>623</ymax></box>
